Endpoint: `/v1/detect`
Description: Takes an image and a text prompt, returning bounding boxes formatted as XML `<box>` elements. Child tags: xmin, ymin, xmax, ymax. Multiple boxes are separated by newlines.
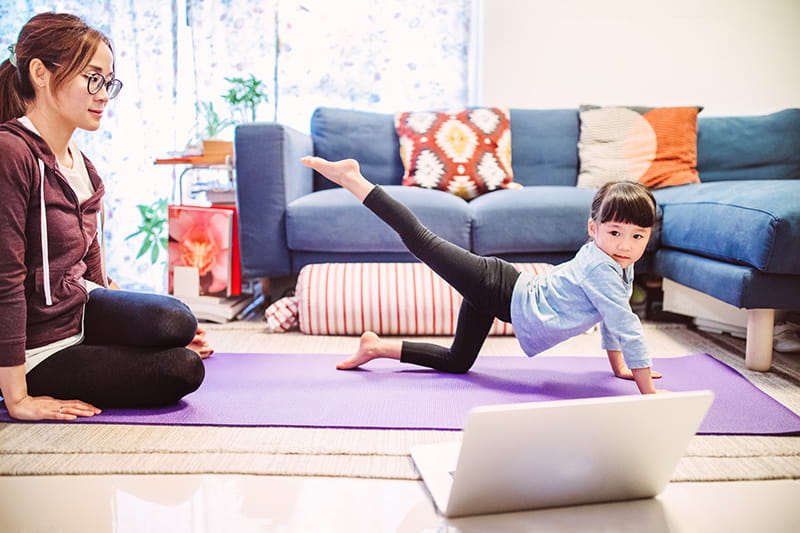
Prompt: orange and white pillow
<box><xmin>577</xmin><ymin>105</ymin><xmax>702</xmax><ymax>189</ymax></box>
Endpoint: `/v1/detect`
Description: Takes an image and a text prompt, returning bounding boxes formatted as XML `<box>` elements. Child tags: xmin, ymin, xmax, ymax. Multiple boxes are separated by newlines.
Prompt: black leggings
<box><xmin>26</xmin><ymin>289</ymin><xmax>205</xmax><ymax>408</ymax></box>
<box><xmin>364</xmin><ymin>186</ymin><xmax>521</xmax><ymax>373</ymax></box>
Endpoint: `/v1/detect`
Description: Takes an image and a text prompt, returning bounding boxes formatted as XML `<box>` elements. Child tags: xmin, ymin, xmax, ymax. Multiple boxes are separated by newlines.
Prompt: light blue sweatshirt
<box><xmin>510</xmin><ymin>241</ymin><xmax>651</xmax><ymax>369</ymax></box>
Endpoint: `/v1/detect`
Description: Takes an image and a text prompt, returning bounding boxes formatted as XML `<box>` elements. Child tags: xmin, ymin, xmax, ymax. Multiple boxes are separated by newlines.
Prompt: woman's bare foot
<box><xmin>187</xmin><ymin>326</ymin><xmax>214</xmax><ymax>359</ymax></box>
<box><xmin>336</xmin><ymin>331</ymin><xmax>402</xmax><ymax>369</ymax></box>
<box><xmin>301</xmin><ymin>156</ymin><xmax>375</xmax><ymax>201</ymax></box>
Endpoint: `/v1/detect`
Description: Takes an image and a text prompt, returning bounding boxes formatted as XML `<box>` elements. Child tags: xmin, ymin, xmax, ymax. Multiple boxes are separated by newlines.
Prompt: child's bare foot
<box><xmin>301</xmin><ymin>156</ymin><xmax>375</xmax><ymax>201</ymax></box>
<box><xmin>336</xmin><ymin>331</ymin><xmax>401</xmax><ymax>369</ymax></box>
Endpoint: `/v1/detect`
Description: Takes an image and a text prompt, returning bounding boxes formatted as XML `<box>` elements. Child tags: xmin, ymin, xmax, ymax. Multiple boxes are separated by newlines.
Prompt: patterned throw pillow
<box><xmin>394</xmin><ymin>107</ymin><xmax>514</xmax><ymax>200</ymax></box>
<box><xmin>577</xmin><ymin>105</ymin><xmax>702</xmax><ymax>189</ymax></box>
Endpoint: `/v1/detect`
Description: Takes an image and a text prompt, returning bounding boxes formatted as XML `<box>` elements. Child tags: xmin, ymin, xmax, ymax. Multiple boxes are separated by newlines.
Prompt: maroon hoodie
<box><xmin>0</xmin><ymin>119</ymin><xmax>107</xmax><ymax>367</ymax></box>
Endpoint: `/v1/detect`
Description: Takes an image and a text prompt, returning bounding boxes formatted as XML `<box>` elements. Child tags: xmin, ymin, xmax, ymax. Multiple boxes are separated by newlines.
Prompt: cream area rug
<box><xmin>1</xmin><ymin>322</ymin><xmax>798</xmax><ymax>480</ymax></box>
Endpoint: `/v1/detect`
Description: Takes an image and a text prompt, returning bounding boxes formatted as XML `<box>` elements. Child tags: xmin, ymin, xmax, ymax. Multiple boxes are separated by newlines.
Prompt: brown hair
<box><xmin>0</xmin><ymin>12</ymin><xmax>113</xmax><ymax>123</ymax></box>
<box><xmin>590</xmin><ymin>181</ymin><xmax>658</xmax><ymax>228</ymax></box>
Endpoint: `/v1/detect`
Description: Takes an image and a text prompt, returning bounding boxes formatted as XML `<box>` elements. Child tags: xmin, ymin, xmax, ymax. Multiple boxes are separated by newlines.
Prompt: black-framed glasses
<box><xmin>83</xmin><ymin>73</ymin><xmax>123</xmax><ymax>99</ymax></box>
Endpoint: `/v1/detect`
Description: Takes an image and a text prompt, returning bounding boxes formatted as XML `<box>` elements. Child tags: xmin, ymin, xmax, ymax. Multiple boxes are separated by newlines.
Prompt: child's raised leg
<box><xmin>303</xmin><ymin>156</ymin><xmax>518</xmax><ymax>374</ymax></box>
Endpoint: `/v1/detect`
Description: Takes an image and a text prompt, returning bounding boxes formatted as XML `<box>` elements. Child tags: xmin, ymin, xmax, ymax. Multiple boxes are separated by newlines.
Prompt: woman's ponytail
<box><xmin>0</xmin><ymin>57</ymin><xmax>27</xmax><ymax>123</ymax></box>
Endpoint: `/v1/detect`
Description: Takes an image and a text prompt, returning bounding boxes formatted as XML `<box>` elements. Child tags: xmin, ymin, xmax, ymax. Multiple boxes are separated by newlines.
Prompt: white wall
<box><xmin>478</xmin><ymin>0</ymin><xmax>800</xmax><ymax>115</ymax></box>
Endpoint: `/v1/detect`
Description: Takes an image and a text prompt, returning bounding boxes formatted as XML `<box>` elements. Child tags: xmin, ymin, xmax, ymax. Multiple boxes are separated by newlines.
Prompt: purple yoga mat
<box><xmin>2</xmin><ymin>353</ymin><xmax>799</xmax><ymax>435</ymax></box>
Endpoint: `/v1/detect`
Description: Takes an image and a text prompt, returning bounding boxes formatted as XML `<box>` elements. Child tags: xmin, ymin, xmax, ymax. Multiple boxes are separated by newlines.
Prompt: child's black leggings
<box><xmin>363</xmin><ymin>186</ymin><xmax>521</xmax><ymax>373</ymax></box>
<box><xmin>25</xmin><ymin>289</ymin><xmax>205</xmax><ymax>408</ymax></box>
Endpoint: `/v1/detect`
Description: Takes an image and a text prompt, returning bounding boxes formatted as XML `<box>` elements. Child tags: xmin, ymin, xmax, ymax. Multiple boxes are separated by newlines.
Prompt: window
<box><xmin>2</xmin><ymin>0</ymin><xmax>473</xmax><ymax>290</ymax></box>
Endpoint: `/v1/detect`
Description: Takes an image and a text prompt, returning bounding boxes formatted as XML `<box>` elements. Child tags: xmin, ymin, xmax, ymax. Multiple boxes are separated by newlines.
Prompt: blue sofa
<box><xmin>235</xmin><ymin>107</ymin><xmax>800</xmax><ymax>370</ymax></box>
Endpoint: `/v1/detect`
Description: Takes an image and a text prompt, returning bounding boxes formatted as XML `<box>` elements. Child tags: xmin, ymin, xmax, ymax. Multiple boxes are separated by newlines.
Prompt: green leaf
<box><xmin>128</xmin><ymin>198</ymin><xmax>168</xmax><ymax>264</ymax></box>
<box><xmin>135</xmin><ymin>239</ymin><xmax>149</xmax><ymax>259</ymax></box>
<box><xmin>221</xmin><ymin>74</ymin><xmax>268</xmax><ymax>123</ymax></box>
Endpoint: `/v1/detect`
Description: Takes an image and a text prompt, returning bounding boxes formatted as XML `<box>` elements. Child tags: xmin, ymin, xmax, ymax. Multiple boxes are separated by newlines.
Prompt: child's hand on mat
<box><xmin>606</xmin><ymin>350</ymin><xmax>661</xmax><ymax>380</ymax></box>
<box><xmin>612</xmin><ymin>366</ymin><xmax>662</xmax><ymax>381</ymax></box>
<box><xmin>9</xmin><ymin>395</ymin><xmax>100</xmax><ymax>421</ymax></box>
<box><xmin>188</xmin><ymin>326</ymin><xmax>214</xmax><ymax>359</ymax></box>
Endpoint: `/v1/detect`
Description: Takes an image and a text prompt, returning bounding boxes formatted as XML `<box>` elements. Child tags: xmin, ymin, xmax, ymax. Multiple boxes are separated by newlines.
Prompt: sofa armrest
<box><xmin>235</xmin><ymin>123</ymin><xmax>313</xmax><ymax>279</ymax></box>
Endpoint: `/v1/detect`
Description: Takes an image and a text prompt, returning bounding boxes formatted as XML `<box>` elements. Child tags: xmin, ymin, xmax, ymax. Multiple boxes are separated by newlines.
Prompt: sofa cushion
<box><xmin>697</xmin><ymin>108</ymin><xmax>800</xmax><ymax>182</ymax></box>
<box><xmin>655</xmin><ymin>249</ymin><xmax>800</xmax><ymax>309</ymax></box>
<box><xmin>311</xmin><ymin>107</ymin><xmax>404</xmax><ymax>190</ymax></box>
<box><xmin>286</xmin><ymin>186</ymin><xmax>471</xmax><ymax>253</ymax></box>
<box><xmin>509</xmin><ymin>109</ymin><xmax>579</xmax><ymax>187</ymax></box>
<box><xmin>395</xmin><ymin>106</ymin><xmax>514</xmax><ymax>200</ymax></box>
<box><xmin>577</xmin><ymin>105</ymin><xmax>702</xmax><ymax>189</ymax></box>
<box><xmin>654</xmin><ymin>180</ymin><xmax>800</xmax><ymax>275</ymax></box>
<box><xmin>470</xmin><ymin>187</ymin><xmax>596</xmax><ymax>256</ymax></box>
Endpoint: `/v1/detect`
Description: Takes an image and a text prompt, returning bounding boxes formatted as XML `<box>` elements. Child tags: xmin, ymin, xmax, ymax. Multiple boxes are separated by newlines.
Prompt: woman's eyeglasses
<box><xmin>83</xmin><ymin>73</ymin><xmax>123</xmax><ymax>99</ymax></box>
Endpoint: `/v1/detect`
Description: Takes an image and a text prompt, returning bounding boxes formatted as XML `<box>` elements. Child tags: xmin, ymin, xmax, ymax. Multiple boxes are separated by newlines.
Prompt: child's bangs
<box><xmin>598</xmin><ymin>191</ymin><xmax>657</xmax><ymax>228</ymax></box>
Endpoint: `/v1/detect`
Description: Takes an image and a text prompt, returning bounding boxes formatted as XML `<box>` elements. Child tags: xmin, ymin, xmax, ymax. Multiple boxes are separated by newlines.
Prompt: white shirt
<box><xmin>18</xmin><ymin>116</ymin><xmax>95</xmax><ymax>204</ymax></box>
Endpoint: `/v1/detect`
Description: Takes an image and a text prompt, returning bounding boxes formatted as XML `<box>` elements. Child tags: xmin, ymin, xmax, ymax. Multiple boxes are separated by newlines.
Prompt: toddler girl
<box><xmin>301</xmin><ymin>156</ymin><xmax>664</xmax><ymax>394</ymax></box>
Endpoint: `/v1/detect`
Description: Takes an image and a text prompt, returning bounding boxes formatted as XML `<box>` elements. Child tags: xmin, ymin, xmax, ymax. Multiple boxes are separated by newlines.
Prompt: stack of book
<box><xmin>167</xmin><ymin>204</ymin><xmax>253</xmax><ymax>323</ymax></box>
<box><xmin>204</xmin><ymin>187</ymin><xmax>237</xmax><ymax>206</ymax></box>
<box><xmin>174</xmin><ymin>293</ymin><xmax>254</xmax><ymax>323</ymax></box>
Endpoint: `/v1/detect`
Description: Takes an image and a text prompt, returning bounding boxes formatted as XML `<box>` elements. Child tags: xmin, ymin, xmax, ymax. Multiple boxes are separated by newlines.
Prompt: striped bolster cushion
<box><xmin>296</xmin><ymin>262</ymin><xmax>552</xmax><ymax>336</ymax></box>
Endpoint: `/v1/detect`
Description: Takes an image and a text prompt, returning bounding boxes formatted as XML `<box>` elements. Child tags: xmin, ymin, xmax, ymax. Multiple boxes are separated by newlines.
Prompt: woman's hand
<box><xmin>7</xmin><ymin>395</ymin><xmax>101</xmax><ymax>421</ymax></box>
<box><xmin>187</xmin><ymin>326</ymin><xmax>214</xmax><ymax>359</ymax></box>
<box><xmin>1</xmin><ymin>364</ymin><xmax>99</xmax><ymax>421</ymax></box>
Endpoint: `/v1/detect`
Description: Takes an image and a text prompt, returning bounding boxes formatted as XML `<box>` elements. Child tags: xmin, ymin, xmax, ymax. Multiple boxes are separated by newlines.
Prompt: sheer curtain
<box><xmin>2</xmin><ymin>2</ymin><xmax>181</xmax><ymax>291</ymax></box>
<box><xmin>189</xmin><ymin>0</ymin><xmax>473</xmax><ymax>132</ymax></box>
<box><xmin>2</xmin><ymin>1</ymin><xmax>473</xmax><ymax>291</ymax></box>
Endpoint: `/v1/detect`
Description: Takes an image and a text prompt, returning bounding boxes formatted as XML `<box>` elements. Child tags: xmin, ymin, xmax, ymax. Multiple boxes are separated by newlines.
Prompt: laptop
<box><xmin>411</xmin><ymin>390</ymin><xmax>714</xmax><ymax>518</ymax></box>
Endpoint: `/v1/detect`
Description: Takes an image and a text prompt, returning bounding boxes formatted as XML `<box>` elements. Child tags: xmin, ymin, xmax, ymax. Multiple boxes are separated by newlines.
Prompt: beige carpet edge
<box><xmin>2</xmin><ymin>453</ymin><xmax>798</xmax><ymax>483</ymax></box>
<box><xmin>1</xmin><ymin>424</ymin><xmax>796</xmax><ymax>458</ymax></box>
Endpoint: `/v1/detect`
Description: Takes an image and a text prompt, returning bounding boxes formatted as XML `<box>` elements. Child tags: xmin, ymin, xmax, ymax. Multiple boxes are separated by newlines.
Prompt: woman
<box><xmin>0</xmin><ymin>12</ymin><xmax>210</xmax><ymax>421</ymax></box>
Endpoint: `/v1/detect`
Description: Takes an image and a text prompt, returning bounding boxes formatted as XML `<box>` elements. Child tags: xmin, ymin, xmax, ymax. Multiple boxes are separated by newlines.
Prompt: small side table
<box><xmin>154</xmin><ymin>155</ymin><xmax>234</xmax><ymax>205</ymax></box>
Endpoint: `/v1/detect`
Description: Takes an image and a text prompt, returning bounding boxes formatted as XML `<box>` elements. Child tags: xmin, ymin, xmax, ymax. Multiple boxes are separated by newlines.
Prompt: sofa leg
<box><xmin>259</xmin><ymin>277</ymin><xmax>271</xmax><ymax>302</ymax></box>
<box><xmin>745</xmin><ymin>308</ymin><xmax>775</xmax><ymax>371</ymax></box>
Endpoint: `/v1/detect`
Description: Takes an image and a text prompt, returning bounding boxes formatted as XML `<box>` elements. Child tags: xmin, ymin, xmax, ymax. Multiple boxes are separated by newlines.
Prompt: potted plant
<box><xmin>222</xmin><ymin>74</ymin><xmax>269</xmax><ymax>123</ymax></box>
<box><xmin>195</xmin><ymin>101</ymin><xmax>235</xmax><ymax>164</ymax></box>
<box><xmin>192</xmin><ymin>76</ymin><xmax>268</xmax><ymax>163</ymax></box>
<box><xmin>197</xmin><ymin>101</ymin><xmax>234</xmax><ymax>139</ymax></box>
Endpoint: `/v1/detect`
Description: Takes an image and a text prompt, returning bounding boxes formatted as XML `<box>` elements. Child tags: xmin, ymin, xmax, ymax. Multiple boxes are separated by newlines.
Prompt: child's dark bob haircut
<box><xmin>590</xmin><ymin>181</ymin><xmax>658</xmax><ymax>228</ymax></box>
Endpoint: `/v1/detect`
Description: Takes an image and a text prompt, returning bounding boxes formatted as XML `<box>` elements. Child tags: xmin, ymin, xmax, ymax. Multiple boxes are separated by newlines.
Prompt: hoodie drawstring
<box><xmin>39</xmin><ymin>159</ymin><xmax>53</xmax><ymax>306</ymax></box>
<box><xmin>98</xmin><ymin>204</ymin><xmax>109</xmax><ymax>288</ymax></box>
